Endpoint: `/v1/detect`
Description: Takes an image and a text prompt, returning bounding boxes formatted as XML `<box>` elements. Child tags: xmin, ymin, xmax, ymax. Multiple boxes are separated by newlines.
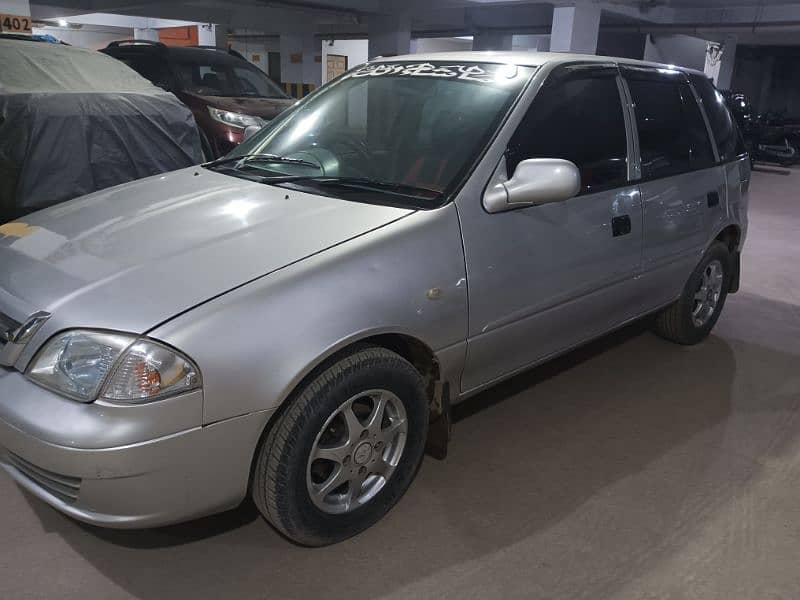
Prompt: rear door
<box><xmin>688</xmin><ymin>74</ymin><xmax>751</xmax><ymax>242</ymax></box>
<box><xmin>621</xmin><ymin>67</ymin><xmax>723</xmax><ymax>305</ymax></box>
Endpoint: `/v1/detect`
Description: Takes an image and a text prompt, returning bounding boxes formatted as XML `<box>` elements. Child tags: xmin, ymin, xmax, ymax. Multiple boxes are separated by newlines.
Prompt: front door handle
<box><xmin>707</xmin><ymin>190</ymin><xmax>720</xmax><ymax>207</ymax></box>
<box><xmin>611</xmin><ymin>215</ymin><xmax>632</xmax><ymax>237</ymax></box>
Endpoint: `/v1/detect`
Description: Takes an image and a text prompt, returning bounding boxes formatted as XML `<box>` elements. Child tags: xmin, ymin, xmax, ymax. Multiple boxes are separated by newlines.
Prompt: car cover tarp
<box><xmin>0</xmin><ymin>39</ymin><xmax>203</xmax><ymax>222</ymax></box>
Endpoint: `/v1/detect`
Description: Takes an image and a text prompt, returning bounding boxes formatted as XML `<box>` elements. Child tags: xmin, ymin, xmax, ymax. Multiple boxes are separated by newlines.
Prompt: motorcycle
<box><xmin>722</xmin><ymin>91</ymin><xmax>799</xmax><ymax>167</ymax></box>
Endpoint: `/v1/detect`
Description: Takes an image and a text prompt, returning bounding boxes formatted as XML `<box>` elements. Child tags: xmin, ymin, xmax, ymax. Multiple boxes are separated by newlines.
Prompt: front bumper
<box><xmin>0</xmin><ymin>369</ymin><xmax>273</xmax><ymax>528</ymax></box>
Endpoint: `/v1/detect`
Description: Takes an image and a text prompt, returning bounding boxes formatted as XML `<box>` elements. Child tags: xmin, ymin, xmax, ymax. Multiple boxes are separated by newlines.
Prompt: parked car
<box><xmin>0</xmin><ymin>52</ymin><xmax>749</xmax><ymax>546</ymax></box>
<box><xmin>0</xmin><ymin>37</ymin><xmax>203</xmax><ymax>223</ymax></box>
<box><xmin>102</xmin><ymin>41</ymin><xmax>295</xmax><ymax>158</ymax></box>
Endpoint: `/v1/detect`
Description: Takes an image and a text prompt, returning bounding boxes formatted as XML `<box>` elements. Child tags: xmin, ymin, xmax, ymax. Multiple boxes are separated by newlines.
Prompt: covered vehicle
<box><xmin>0</xmin><ymin>38</ymin><xmax>203</xmax><ymax>223</ymax></box>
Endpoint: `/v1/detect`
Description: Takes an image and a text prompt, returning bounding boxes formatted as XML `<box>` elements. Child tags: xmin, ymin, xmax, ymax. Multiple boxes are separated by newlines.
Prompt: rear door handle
<box><xmin>707</xmin><ymin>191</ymin><xmax>720</xmax><ymax>207</ymax></box>
<box><xmin>611</xmin><ymin>215</ymin><xmax>632</xmax><ymax>237</ymax></box>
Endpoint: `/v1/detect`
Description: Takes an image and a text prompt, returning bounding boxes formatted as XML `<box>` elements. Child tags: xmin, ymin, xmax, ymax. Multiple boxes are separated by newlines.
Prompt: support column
<box><xmin>197</xmin><ymin>23</ymin><xmax>216</xmax><ymax>47</ymax></box>
<box><xmin>716</xmin><ymin>35</ymin><xmax>738</xmax><ymax>90</ymax></box>
<box><xmin>472</xmin><ymin>30</ymin><xmax>512</xmax><ymax>51</ymax></box>
<box><xmin>133</xmin><ymin>27</ymin><xmax>159</xmax><ymax>42</ymax></box>
<box><xmin>280</xmin><ymin>31</ymin><xmax>322</xmax><ymax>97</ymax></box>
<box><xmin>368</xmin><ymin>9</ymin><xmax>410</xmax><ymax>59</ymax></box>
<box><xmin>549</xmin><ymin>5</ymin><xmax>600</xmax><ymax>54</ymax></box>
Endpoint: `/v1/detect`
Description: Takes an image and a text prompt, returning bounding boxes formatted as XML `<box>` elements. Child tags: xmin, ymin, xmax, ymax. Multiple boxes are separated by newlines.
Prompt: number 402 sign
<box><xmin>0</xmin><ymin>13</ymin><xmax>32</xmax><ymax>33</ymax></box>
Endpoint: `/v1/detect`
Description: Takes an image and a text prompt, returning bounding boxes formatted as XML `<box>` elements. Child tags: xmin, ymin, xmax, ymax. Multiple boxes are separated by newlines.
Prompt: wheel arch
<box><xmin>712</xmin><ymin>224</ymin><xmax>742</xmax><ymax>293</ymax></box>
<box><xmin>247</xmin><ymin>331</ymin><xmax>451</xmax><ymax>493</ymax></box>
<box><xmin>713</xmin><ymin>223</ymin><xmax>742</xmax><ymax>253</ymax></box>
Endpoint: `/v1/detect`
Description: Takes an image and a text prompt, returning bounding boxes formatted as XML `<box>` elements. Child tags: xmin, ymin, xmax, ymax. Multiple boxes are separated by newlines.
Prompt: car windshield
<box><xmin>174</xmin><ymin>57</ymin><xmax>288</xmax><ymax>98</ymax></box>
<box><xmin>214</xmin><ymin>61</ymin><xmax>535</xmax><ymax>207</ymax></box>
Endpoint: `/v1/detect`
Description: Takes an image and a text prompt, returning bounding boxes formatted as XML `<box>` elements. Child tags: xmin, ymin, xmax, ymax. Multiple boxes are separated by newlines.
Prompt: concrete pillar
<box><xmin>716</xmin><ymin>35</ymin><xmax>738</xmax><ymax>90</ymax></box>
<box><xmin>0</xmin><ymin>0</ymin><xmax>29</xmax><ymax>17</ymax></box>
<box><xmin>368</xmin><ymin>11</ymin><xmax>410</xmax><ymax>59</ymax></box>
<box><xmin>550</xmin><ymin>5</ymin><xmax>600</xmax><ymax>54</ymax></box>
<box><xmin>473</xmin><ymin>30</ymin><xmax>513</xmax><ymax>51</ymax></box>
<box><xmin>280</xmin><ymin>32</ymin><xmax>322</xmax><ymax>94</ymax></box>
<box><xmin>133</xmin><ymin>27</ymin><xmax>159</xmax><ymax>42</ymax></box>
<box><xmin>197</xmin><ymin>23</ymin><xmax>216</xmax><ymax>47</ymax></box>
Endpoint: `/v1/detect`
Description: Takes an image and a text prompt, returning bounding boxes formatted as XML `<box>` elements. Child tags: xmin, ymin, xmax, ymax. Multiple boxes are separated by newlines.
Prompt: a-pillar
<box><xmin>472</xmin><ymin>30</ymin><xmax>513</xmax><ymax>51</ymax></box>
<box><xmin>280</xmin><ymin>32</ymin><xmax>322</xmax><ymax>98</ymax></box>
<box><xmin>716</xmin><ymin>35</ymin><xmax>738</xmax><ymax>90</ymax></box>
<box><xmin>549</xmin><ymin>5</ymin><xmax>601</xmax><ymax>54</ymax></box>
<box><xmin>368</xmin><ymin>8</ymin><xmax>410</xmax><ymax>59</ymax></box>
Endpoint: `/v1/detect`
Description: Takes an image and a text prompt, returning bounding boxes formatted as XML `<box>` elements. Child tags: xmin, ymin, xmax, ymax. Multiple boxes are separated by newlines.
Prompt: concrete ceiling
<box><xmin>30</xmin><ymin>0</ymin><xmax>800</xmax><ymax>44</ymax></box>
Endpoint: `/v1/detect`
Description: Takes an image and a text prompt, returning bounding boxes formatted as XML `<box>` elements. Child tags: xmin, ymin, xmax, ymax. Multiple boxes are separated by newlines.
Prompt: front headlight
<box><xmin>208</xmin><ymin>106</ymin><xmax>266</xmax><ymax>129</ymax></box>
<box><xmin>27</xmin><ymin>330</ymin><xmax>200</xmax><ymax>403</ymax></box>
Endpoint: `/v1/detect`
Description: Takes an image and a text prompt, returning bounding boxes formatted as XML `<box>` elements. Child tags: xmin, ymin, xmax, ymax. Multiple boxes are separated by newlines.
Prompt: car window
<box><xmin>118</xmin><ymin>55</ymin><xmax>173</xmax><ymax>89</ymax></box>
<box><xmin>679</xmin><ymin>83</ymin><xmax>715</xmax><ymax>170</ymax></box>
<box><xmin>627</xmin><ymin>74</ymin><xmax>717</xmax><ymax>179</ymax></box>
<box><xmin>225</xmin><ymin>62</ymin><xmax>536</xmax><ymax>207</ymax></box>
<box><xmin>506</xmin><ymin>68</ymin><xmax>628</xmax><ymax>195</ymax></box>
<box><xmin>173</xmin><ymin>59</ymin><xmax>287</xmax><ymax>98</ymax></box>
<box><xmin>689</xmin><ymin>74</ymin><xmax>743</xmax><ymax>162</ymax></box>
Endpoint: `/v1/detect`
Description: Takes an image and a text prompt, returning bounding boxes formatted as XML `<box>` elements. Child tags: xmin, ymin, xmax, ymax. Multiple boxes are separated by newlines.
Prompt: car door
<box><xmin>621</xmin><ymin>67</ymin><xmax>724</xmax><ymax>306</ymax></box>
<box><xmin>457</xmin><ymin>64</ymin><xmax>644</xmax><ymax>393</ymax></box>
<box><xmin>688</xmin><ymin>73</ymin><xmax>751</xmax><ymax>241</ymax></box>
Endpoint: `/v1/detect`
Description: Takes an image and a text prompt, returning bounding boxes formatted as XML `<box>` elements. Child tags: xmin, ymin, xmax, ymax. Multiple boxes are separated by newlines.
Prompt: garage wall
<box><xmin>32</xmin><ymin>25</ymin><xmax>133</xmax><ymax>50</ymax></box>
<box><xmin>644</xmin><ymin>34</ymin><xmax>708</xmax><ymax>71</ymax></box>
<box><xmin>229</xmin><ymin>36</ymin><xmax>280</xmax><ymax>75</ymax></box>
<box><xmin>411</xmin><ymin>37</ymin><xmax>472</xmax><ymax>53</ymax></box>
<box><xmin>322</xmin><ymin>39</ymin><xmax>368</xmax><ymax>83</ymax></box>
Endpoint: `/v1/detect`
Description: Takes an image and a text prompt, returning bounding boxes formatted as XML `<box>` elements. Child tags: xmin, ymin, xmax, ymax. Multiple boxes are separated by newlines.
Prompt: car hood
<box><xmin>0</xmin><ymin>167</ymin><xmax>413</xmax><ymax>334</ymax></box>
<box><xmin>195</xmin><ymin>94</ymin><xmax>296</xmax><ymax>120</ymax></box>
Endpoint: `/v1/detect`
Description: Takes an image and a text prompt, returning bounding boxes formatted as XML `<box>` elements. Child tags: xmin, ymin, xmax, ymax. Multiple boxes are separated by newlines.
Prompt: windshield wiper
<box><xmin>264</xmin><ymin>176</ymin><xmax>443</xmax><ymax>199</ymax></box>
<box><xmin>204</xmin><ymin>153</ymin><xmax>320</xmax><ymax>170</ymax></box>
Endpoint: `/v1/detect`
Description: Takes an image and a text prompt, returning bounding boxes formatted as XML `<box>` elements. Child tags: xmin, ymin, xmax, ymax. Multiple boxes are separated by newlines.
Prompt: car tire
<box><xmin>251</xmin><ymin>346</ymin><xmax>429</xmax><ymax>546</ymax></box>
<box><xmin>653</xmin><ymin>241</ymin><xmax>731</xmax><ymax>345</ymax></box>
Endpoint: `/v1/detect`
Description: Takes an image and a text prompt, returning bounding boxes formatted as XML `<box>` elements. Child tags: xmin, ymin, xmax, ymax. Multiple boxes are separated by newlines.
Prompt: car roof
<box><xmin>105</xmin><ymin>43</ymin><xmax>245</xmax><ymax>64</ymax></box>
<box><xmin>373</xmin><ymin>51</ymin><xmax>708</xmax><ymax>78</ymax></box>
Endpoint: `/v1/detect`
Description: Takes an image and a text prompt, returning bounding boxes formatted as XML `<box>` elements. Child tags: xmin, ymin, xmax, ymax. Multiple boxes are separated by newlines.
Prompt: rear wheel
<box><xmin>653</xmin><ymin>241</ymin><xmax>731</xmax><ymax>345</ymax></box>
<box><xmin>251</xmin><ymin>347</ymin><xmax>429</xmax><ymax>546</ymax></box>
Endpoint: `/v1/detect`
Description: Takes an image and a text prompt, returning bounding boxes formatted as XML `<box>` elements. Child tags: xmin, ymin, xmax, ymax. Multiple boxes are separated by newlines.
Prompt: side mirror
<box><xmin>243</xmin><ymin>125</ymin><xmax>261</xmax><ymax>141</ymax></box>
<box><xmin>484</xmin><ymin>158</ymin><xmax>581</xmax><ymax>213</ymax></box>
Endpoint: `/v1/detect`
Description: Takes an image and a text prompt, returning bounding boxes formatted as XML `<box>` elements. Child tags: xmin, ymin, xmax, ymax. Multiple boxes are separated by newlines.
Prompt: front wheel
<box><xmin>251</xmin><ymin>347</ymin><xmax>429</xmax><ymax>546</ymax></box>
<box><xmin>653</xmin><ymin>241</ymin><xmax>731</xmax><ymax>345</ymax></box>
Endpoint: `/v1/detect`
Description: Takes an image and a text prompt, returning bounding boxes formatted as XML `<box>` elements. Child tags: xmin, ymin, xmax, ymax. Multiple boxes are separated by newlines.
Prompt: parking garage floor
<box><xmin>1</xmin><ymin>166</ymin><xmax>799</xmax><ymax>600</ymax></box>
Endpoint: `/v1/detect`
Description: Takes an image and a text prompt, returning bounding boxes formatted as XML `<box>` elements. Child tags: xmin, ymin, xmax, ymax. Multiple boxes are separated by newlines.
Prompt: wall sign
<box><xmin>0</xmin><ymin>13</ymin><xmax>32</xmax><ymax>33</ymax></box>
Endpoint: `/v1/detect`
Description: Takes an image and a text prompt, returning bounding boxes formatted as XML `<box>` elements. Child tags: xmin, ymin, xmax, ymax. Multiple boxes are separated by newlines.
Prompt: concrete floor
<box><xmin>2</xmin><ymin>166</ymin><xmax>799</xmax><ymax>600</ymax></box>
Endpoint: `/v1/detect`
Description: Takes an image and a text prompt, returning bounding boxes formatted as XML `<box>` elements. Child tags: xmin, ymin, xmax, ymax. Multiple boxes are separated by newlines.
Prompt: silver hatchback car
<box><xmin>0</xmin><ymin>52</ymin><xmax>748</xmax><ymax>546</ymax></box>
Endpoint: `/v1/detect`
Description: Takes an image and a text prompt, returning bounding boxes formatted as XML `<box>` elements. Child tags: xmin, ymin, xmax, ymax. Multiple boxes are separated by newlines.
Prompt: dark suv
<box><xmin>102</xmin><ymin>41</ymin><xmax>295</xmax><ymax>158</ymax></box>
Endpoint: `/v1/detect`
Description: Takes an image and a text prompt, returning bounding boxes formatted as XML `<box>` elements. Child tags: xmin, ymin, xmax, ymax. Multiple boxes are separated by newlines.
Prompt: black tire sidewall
<box><xmin>266</xmin><ymin>351</ymin><xmax>428</xmax><ymax>545</ymax></box>
<box><xmin>677</xmin><ymin>242</ymin><xmax>732</xmax><ymax>344</ymax></box>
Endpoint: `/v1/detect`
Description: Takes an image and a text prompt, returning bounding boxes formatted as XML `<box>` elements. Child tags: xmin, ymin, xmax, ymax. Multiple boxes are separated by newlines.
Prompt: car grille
<box><xmin>4</xmin><ymin>451</ymin><xmax>82</xmax><ymax>504</ymax></box>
